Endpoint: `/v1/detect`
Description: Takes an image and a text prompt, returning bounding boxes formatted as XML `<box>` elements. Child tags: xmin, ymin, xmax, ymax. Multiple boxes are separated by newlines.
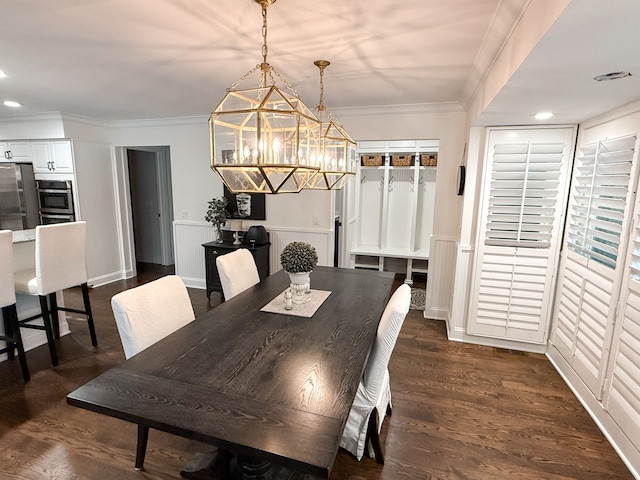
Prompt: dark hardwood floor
<box><xmin>0</xmin><ymin>265</ymin><xmax>633</xmax><ymax>479</ymax></box>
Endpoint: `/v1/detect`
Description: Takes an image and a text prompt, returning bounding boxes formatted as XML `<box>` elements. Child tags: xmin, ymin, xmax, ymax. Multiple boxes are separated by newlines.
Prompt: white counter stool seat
<box><xmin>0</xmin><ymin>230</ymin><xmax>30</xmax><ymax>382</ymax></box>
<box><xmin>14</xmin><ymin>221</ymin><xmax>97</xmax><ymax>367</ymax></box>
<box><xmin>111</xmin><ymin>274</ymin><xmax>196</xmax><ymax>470</ymax></box>
<box><xmin>339</xmin><ymin>283</ymin><xmax>411</xmax><ymax>463</ymax></box>
<box><xmin>216</xmin><ymin>248</ymin><xmax>260</xmax><ymax>301</ymax></box>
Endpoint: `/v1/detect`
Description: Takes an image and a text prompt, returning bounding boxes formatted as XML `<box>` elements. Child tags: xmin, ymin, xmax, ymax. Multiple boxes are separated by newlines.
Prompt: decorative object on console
<box><xmin>244</xmin><ymin>225</ymin><xmax>269</xmax><ymax>246</ymax></box>
<box><xmin>303</xmin><ymin>60</ymin><xmax>357</xmax><ymax>190</ymax></box>
<box><xmin>209</xmin><ymin>0</ymin><xmax>321</xmax><ymax>194</ymax></box>
<box><xmin>228</xmin><ymin>219</ymin><xmax>243</xmax><ymax>245</ymax></box>
<box><xmin>280</xmin><ymin>241</ymin><xmax>318</xmax><ymax>305</ymax></box>
<box><xmin>204</xmin><ymin>196</ymin><xmax>229</xmax><ymax>243</ymax></box>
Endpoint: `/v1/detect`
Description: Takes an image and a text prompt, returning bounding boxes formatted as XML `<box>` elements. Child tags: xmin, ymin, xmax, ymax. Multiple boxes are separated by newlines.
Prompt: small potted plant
<box><xmin>280</xmin><ymin>241</ymin><xmax>318</xmax><ymax>304</ymax></box>
<box><xmin>205</xmin><ymin>196</ymin><xmax>230</xmax><ymax>243</ymax></box>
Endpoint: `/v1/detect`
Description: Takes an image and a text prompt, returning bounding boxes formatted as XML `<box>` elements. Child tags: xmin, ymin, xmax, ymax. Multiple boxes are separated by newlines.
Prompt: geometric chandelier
<box><xmin>304</xmin><ymin>60</ymin><xmax>357</xmax><ymax>190</ymax></box>
<box><xmin>209</xmin><ymin>0</ymin><xmax>321</xmax><ymax>194</ymax></box>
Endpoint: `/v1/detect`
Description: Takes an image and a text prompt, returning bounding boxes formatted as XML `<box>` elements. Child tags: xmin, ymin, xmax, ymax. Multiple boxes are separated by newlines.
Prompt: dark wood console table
<box><xmin>203</xmin><ymin>240</ymin><xmax>270</xmax><ymax>299</ymax></box>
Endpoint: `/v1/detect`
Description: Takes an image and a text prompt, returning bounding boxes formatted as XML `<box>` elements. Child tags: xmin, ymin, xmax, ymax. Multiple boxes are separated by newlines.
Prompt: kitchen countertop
<box><xmin>12</xmin><ymin>229</ymin><xmax>36</xmax><ymax>243</ymax></box>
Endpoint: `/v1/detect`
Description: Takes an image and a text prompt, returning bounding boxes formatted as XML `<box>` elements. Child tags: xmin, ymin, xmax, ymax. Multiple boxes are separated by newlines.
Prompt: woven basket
<box><xmin>391</xmin><ymin>154</ymin><xmax>412</xmax><ymax>166</ymax></box>
<box><xmin>362</xmin><ymin>155</ymin><xmax>383</xmax><ymax>167</ymax></box>
<box><xmin>421</xmin><ymin>153</ymin><xmax>438</xmax><ymax>167</ymax></box>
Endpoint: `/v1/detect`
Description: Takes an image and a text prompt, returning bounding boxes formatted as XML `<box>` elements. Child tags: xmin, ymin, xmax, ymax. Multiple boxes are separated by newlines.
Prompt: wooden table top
<box><xmin>67</xmin><ymin>267</ymin><xmax>395</xmax><ymax>478</ymax></box>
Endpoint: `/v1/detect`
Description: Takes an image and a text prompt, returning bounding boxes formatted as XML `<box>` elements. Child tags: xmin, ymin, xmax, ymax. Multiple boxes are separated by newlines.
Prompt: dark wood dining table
<box><xmin>67</xmin><ymin>266</ymin><xmax>395</xmax><ymax>479</ymax></box>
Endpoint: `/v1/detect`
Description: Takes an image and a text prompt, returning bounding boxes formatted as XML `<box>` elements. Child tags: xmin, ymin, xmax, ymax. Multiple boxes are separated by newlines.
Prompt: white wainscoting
<box><xmin>266</xmin><ymin>227</ymin><xmax>333</xmax><ymax>274</ymax></box>
<box><xmin>448</xmin><ymin>243</ymin><xmax>474</xmax><ymax>338</ymax></box>
<box><xmin>173</xmin><ymin>221</ymin><xmax>333</xmax><ymax>289</ymax></box>
<box><xmin>174</xmin><ymin>221</ymin><xmax>217</xmax><ymax>289</ymax></box>
<box><xmin>424</xmin><ymin>236</ymin><xmax>457</xmax><ymax>321</ymax></box>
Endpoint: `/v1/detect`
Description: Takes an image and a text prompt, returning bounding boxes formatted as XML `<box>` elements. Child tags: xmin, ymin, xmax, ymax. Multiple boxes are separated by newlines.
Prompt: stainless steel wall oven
<box><xmin>36</xmin><ymin>179</ymin><xmax>75</xmax><ymax>224</ymax></box>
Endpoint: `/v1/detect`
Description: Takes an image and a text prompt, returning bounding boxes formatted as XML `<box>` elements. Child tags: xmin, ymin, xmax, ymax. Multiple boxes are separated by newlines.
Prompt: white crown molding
<box><xmin>460</xmin><ymin>0</ymin><xmax>531</xmax><ymax>110</ymax></box>
<box><xmin>60</xmin><ymin>112</ymin><xmax>112</xmax><ymax>128</ymax></box>
<box><xmin>111</xmin><ymin>115</ymin><xmax>209</xmax><ymax>129</ymax></box>
<box><xmin>330</xmin><ymin>102</ymin><xmax>464</xmax><ymax>119</ymax></box>
<box><xmin>0</xmin><ymin>111</ymin><xmax>64</xmax><ymax>124</ymax></box>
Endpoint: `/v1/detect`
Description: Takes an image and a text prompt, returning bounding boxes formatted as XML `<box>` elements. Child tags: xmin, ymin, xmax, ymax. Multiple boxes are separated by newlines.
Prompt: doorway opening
<box><xmin>125</xmin><ymin>146</ymin><xmax>174</xmax><ymax>276</ymax></box>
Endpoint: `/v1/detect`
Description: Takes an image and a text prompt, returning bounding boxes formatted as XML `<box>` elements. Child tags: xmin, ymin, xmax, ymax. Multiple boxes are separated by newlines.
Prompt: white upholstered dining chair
<box><xmin>339</xmin><ymin>283</ymin><xmax>411</xmax><ymax>464</ymax></box>
<box><xmin>14</xmin><ymin>221</ymin><xmax>97</xmax><ymax>367</ymax></box>
<box><xmin>110</xmin><ymin>274</ymin><xmax>196</xmax><ymax>470</ymax></box>
<box><xmin>0</xmin><ymin>230</ymin><xmax>30</xmax><ymax>382</ymax></box>
<box><xmin>111</xmin><ymin>274</ymin><xmax>195</xmax><ymax>359</ymax></box>
<box><xmin>216</xmin><ymin>248</ymin><xmax>260</xmax><ymax>300</ymax></box>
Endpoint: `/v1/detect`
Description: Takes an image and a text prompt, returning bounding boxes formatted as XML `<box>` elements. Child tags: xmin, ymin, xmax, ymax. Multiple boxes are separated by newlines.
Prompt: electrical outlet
<box><xmin>180</xmin><ymin>210</ymin><xmax>189</xmax><ymax>219</ymax></box>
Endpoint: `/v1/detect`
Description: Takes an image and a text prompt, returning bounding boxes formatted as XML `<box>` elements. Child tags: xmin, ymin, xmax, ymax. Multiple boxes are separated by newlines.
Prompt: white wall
<box><xmin>338</xmin><ymin>108</ymin><xmax>467</xmax><ymax>240</ymax></box>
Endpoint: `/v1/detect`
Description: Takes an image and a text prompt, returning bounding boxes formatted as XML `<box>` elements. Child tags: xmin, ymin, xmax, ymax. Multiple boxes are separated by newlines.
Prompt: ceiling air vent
<box><xmin>594</xmin><ymin>71</ymin><xmax>632</xmax><ymax>81</ymax></box>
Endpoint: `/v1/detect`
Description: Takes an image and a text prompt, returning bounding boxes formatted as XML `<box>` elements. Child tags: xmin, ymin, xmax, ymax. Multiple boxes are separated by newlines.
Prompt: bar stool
<box><xmin>0</xmin><ymin>230</ymin><xmax>30</xmax><ymax>382</ymax></box>
<box><xmin>14</xmin><ymin>221</ymin><xmax>97</xmax><ymax>366</ymax></box>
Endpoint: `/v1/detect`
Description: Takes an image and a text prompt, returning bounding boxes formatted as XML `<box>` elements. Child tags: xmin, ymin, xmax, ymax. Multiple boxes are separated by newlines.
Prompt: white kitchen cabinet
<box><xmin>1</xmin><ymin>141</ymin><xmax>31</xmax><ymax>163</ymax></box>
<box><xmin>32</xmin><ymin>139</ymin><xmax>74</xmax><ymax>174</ymax></box>
<box><xmin>350</xmin><ymin>139</ymin><xmax>438</xmax><ymax>284</ymax></box>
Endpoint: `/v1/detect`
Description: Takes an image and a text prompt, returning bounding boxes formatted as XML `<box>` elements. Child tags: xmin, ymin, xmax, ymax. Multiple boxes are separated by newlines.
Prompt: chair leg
<box><xmin>81</xmin><ymin>283</ymin><xmax>98</xmax><ymax>347</ymax></box>
<box><xmin>39</xmin><ymin>295</ymin><xmax>59</xmax><ymax>367</ymax></box>
<box><xmin>2</xmin><ymin>305</ymin><xmax>30</xmax><ymax>382</ymax></box>
<box><xmin>5</xmin><ymin>305</ymin><xmax>30</xmax><ymax>382</ymax></box>
<box><xmin>366</xmin><ymin>409</ymin><xmax>385</xmax><ymax>465</ymax></box>
<box><xmin>2</xmin><ymin>311</ymin><xmax>15</xmax><ymax>359</ymax></box>
<box><xmin>135</xmin><ymin>425</ymin><xmax>149</xmax><ymax>471</ymax></box>
<box><xmin>49</xmin><ymin>293</ymin><xmax>60</xmax><ymax>339</ymax></box>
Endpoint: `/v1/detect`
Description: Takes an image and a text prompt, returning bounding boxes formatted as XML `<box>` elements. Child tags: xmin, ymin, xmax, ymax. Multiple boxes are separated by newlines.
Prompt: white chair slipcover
<box><xmin>216</xmin><ymin>248</ymin><xmax>260</xmax><ymax>300</ymax></box>
<box><xmin>0</xmin><ymin>230</ymin><xmax>30</xmax><ymax>381</ymax></box>
<box><xmin>14</xmin><ymin>222</ymin><xmax>88</xmax><ymax>296</ymax></box>
<box><xmin>110</xmin><ymin>274</ymin><xmax>197</xmax><ymax>470</ymax></box>
<box><xmin>14</xmin><ymin>221</ymin><xmax>97</xmax><ymax>366</ymax></box>
<box><xmin>339</xmin><ymin>283</ymin><xmax>411</xmax><ymax>462</ymax></box>
<box><xmin>0</xmin><ymin>230</ymin><xmax>16</xmax><ymax>309</ymax></box>
<box><xmin>111</xmin><ymin>274</ymin><xmax>195</xmax><ymax>359</ymax></box>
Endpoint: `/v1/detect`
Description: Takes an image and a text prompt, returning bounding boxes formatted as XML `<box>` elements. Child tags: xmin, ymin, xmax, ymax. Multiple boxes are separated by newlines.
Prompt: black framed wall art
<box><xmin>224</xmin><ymin>186</ymin><xmax>266</xmax><ymax>220</ymax></box>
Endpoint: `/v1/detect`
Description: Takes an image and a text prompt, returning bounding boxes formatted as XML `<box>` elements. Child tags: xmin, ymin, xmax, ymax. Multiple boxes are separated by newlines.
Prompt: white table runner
<box><xmin>260</xmin><ymin>289</ymin><xmax>332</xmax><ymax>318</ymax></box>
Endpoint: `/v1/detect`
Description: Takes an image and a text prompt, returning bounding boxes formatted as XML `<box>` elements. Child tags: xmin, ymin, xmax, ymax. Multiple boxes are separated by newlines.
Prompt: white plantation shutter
<box><xmin>630</xmin><ymin>194</ymin><xmax>640</xmax><ymax>281</ymax></box>
<box><xmin>550</xmin><ymin>133</ymin><xmax>638</xmax><ymax>399</ymax></box>
<box><xmin>606</xmin><ymin>177</ymin><xmax>640</xmax><ymax>438</ymax></box>
<box><xmin>568</xmin><ymin>135</ymin><xmax>635</xmax><ymax>269</ymax></box>
<box><xmin>486</xmin><ymin>142</ymin><xmax>564</xmax><ymax>248</ymax></box>
<box><xmin>469</xmin><ymin>128</ymin><xmax>575</xmax><ymax>344</ymax></box>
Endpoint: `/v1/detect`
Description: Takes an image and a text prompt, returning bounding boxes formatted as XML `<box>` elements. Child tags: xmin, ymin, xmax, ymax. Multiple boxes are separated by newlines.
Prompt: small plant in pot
<box><xmin>205</xmin><ymin>196</ymin><xmax>230</xmax><ymax>243</ymax></box>
<box><xmin>280</xmin><ymin>241</ymin><xmax>318</xmax><ymax>304</ymax></box>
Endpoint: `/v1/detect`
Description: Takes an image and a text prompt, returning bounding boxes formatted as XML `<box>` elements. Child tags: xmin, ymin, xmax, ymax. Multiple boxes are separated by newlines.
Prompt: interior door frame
<box><xmin>114</xmin><ymin>145</ymin><xmax>174</xmax><ymax>278</ymax></box>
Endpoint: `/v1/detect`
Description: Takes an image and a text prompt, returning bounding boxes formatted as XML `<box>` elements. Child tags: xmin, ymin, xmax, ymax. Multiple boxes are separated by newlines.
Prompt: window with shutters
<box><xmin>630</xmin><ymin>208</ymin><xmax>640</xmax><ymax>281</ymax></box>
<box><xmin>567</xmin><ymin>135</ymin><xmax>636</xmax><ymax>269</ymax></box>
<box><xmin>485</xmin><ymin>142</ymin><xmax>565</xmax><ymax>248</ymax></box>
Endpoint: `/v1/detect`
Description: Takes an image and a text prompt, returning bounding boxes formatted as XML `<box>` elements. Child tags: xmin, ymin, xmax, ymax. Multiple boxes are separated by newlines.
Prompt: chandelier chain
<box><xmin>227</xmin><ymin>64</ymin><xmax>261</xmax><ymax>92</ymax></box>
<box><xmin>261</xmin><ymin>4</ymin><xmax>268</xmax><ymax>65</ymax></box>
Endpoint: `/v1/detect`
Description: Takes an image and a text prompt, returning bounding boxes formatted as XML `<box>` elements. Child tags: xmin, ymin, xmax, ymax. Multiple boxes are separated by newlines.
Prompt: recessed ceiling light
<box><xmin>594</xmin><ymin>71</ymin><xmax>632</xmax><ymax>81</ymax></box>
<box><xmin>534</xmin><ymin>112</ymin><xmax>554</xmax><ymax>120</ymax></box>
<box><xmin>0</xmin><ymin>70</ymin><xmax>7</xmax><ymax>78</ymax></box>
<box><xmin>4</xmin><ymin>100</ymin><xmax>22</xmax><ymax>108</ymax></box>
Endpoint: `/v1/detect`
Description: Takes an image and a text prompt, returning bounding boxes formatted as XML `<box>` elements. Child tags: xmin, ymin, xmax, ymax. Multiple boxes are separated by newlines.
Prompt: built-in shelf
<box><xmin>350</xmin><ymin>139</ymin><xmax>438</xmax><ymax>284</ymax></box>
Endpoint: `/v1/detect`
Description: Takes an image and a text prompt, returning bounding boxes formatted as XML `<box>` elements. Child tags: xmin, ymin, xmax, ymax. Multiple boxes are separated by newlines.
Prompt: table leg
<box><xmin>135</xmin><ymin>424</ymin><xmax>149</xmax><ymax>470</ymax></box>
<box><xmin>235</xmin><ymin>455</ymin><xmax>277</xmax><ymax>480</ymax></box>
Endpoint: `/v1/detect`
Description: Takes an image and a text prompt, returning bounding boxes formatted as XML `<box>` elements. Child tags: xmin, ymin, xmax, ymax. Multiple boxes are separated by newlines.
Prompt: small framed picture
<box><xmin>224</xmin><ymin>186</ymin><xmax>266</xmax><ymax>220</ymax></box>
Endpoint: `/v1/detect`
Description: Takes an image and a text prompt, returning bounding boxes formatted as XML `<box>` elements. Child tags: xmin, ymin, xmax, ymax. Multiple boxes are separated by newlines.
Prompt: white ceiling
<box><xmin>1</xmin><ymin>0</ymin><xmax>639</xmax><ymax>126</ymax></box>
